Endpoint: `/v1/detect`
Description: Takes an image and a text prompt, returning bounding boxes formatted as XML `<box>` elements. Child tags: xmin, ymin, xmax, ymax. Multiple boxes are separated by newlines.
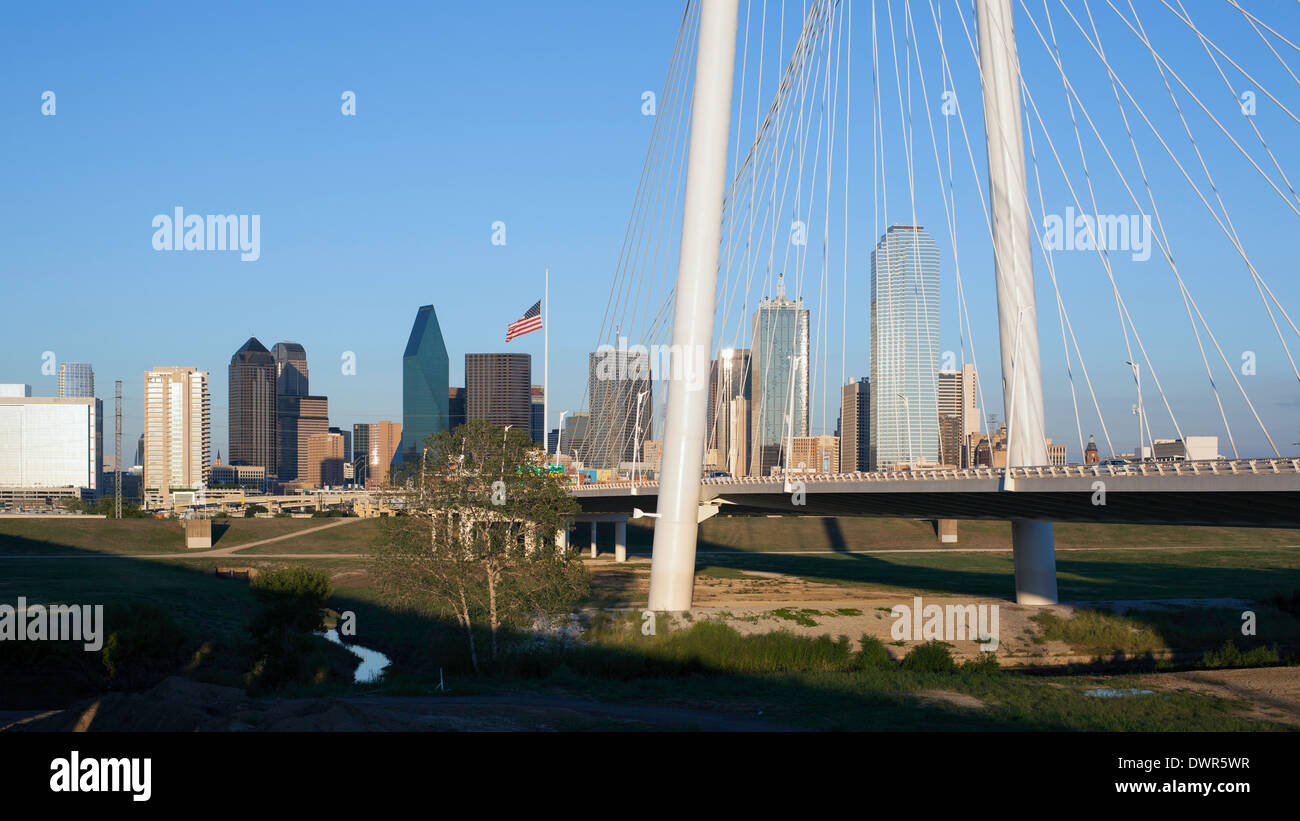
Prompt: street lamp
<box><xmin>632</xmin><ymin>390</ymin><xmax>649</xmax><ymax>495</ymax></box>
<box><xmin>783</xmin><ymin>354</ymin><xmax>803</xmax><ymax>492</ymax></box>
<box><xmin>1126</xmin><ymin>360</ymin><xmax>1145</xmax><ymax>462</ymax></box>
<box><xmin>555</xmin><ymin>410</ymin><xmax>569</xmax><ymax>461</ymax></box>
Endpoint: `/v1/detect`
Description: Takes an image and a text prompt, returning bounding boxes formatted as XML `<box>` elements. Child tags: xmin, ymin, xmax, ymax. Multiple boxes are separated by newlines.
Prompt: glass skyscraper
<box><xmin>750</xmin><ymin>274</ymin><xmax>810</xmax><ymax>477</ymax></box>
<box><xmin>229</xmin><ymin>338</ymin><xmax>277</xmax><ymax>474</ymax></box>
<box><xmin>870</xmin><ymin>225</ymin><xmax>940</xmax><ymax>469</ymax></box>
<box><xmin>400</xmin><ymin>305</ymin><xmax>450</xmax><ymax>463</ymax></box>
<box><xmin>57</xmin><ymin>362</ymin><xmax>94</xmax><ymax>398</ymax></box>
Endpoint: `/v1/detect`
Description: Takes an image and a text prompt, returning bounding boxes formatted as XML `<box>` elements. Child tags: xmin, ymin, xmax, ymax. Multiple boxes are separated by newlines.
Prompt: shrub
<box><xmin>901</xmin><ymin>641</ymin><xmax>956</xmax><ymax>673</ymax></box>
<box><xmin>961</xmin><ymin>652</ymin><xmax>1001</xmax><ymax>675</ymax></box>
<box><xmin>1201</xmin><ymin>640</ymin><xmax>1280</xmax><ymax>669</ymax></box>
<box><xmin>853</xmin><ymin>635</ymin><xmax>894</xmax><ymax>670</ymax></box>
<box><xmin>99</xmin><ymin>603</ymin><xmax>191</xmax><ymax>687</ymax></box>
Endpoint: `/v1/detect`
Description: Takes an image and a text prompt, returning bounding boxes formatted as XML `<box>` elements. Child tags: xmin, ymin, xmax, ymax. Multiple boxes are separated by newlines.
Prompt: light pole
<box><xmin>502</xmin><ymin>425</ymin><xmax>513</xmax><ymax>475</ymax></box>
<box><xmin>555</xmin><ymin>410</ymin><xmax>569</xmax><ymax>461</ymax></box>
<box><xmin>1126</xmin><ymin>360</ymin><xmax>1144</xmax><ymax>461</ymax></box>
<box><xmin>632</xmin><ymin>390</ymin><xmax>649</xmax><ymax>494</ymax></box>
<box><xmin>783</xmin><ymin>354</ymin><xmax>803</xmax><ymax>492</ymax></box>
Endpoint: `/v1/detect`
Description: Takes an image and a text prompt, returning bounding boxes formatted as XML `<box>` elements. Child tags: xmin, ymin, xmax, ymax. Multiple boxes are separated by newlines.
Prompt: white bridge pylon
<box><xmin>648</xmin><ymin>0</ymin><xmax>1056</xmax><ymax>611</ymax></box>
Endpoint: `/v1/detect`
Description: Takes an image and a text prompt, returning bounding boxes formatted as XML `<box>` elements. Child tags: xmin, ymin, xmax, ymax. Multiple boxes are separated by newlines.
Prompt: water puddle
<box><xmin>1085</xmin><ymin>687</ymin><xmax>1154</xmax><ymax>698</ymax></box>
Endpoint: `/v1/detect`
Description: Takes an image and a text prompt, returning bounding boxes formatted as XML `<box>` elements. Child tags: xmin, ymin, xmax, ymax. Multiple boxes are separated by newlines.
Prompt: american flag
<box><xmin>505</xmin><ymin>300</ymin><xmax>542</xmax><ymax>341</ymax></box>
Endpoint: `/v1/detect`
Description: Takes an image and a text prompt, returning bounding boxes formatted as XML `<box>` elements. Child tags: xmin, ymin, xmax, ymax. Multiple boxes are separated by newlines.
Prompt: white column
<box><xmin>648</xmin><ymin>0</ymin><xmax>740</xmax><ymax>612</ymax></box>
<box><xmin>615</xmin><ymin>519</ymin><xmax>628</xmax><ymax>563</ymax></box>
<box><xmin>590</xmin><ymin>520</ymin><xmax>599</xmax><ymax>559</ymax></box>
<box><xmin>977</xmin><ymin>0</ymin><xmax>1057</xmax><ymax>605</ymax></box>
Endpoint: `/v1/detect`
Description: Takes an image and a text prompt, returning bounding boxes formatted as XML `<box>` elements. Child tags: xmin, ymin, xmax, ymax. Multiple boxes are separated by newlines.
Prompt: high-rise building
<box><xmin>870</xmin><ymin>225</ymin><xmax>940</xmax><ymax>470</ymax></box>
<box><xmin>546</xmin><ymin>428</ymin><xmax>559</xmax><ymax>454</ymax></box>
<box><xmin>360</xmin><ymin>421</ymin><xmax>402</xmax><ymax>487</ymax></box>
<box><xmin>0</xmin><ymin>394</ymin><xmax>103</xmax><ymax>494</ymax></box>
<box><xmin>728</xmin><ymin>397</ymin><xmax>751</xmax><ymax>477</ymax></box>
<box><xmin>229</xmin><ymin>337</ymin><xmax>277</xmax><ymax>475</ymax></box>
<box><xmin>530</xmin><ymin>385</ymin><xmax>545</xmax><ymax>445</ymax></box>
<box><xmin>57</xmin><ymin>362</ymin><xmax>95</xmax><ymax>398</ymax></box>
<box><xmin>142</xmin><ymin>367</ymin><xmax>209</xmax><ymax>505</ymax></box>
<box><xmin>400</xmin><ymin>305</ymin><xmax>450</xmax><ymax>462</ymax></box>
<box><xmin>560</xmin><ymin>411</ymin><xmax>590</xmax><ymax>464</ymax></box>
<box><xmin>276</xmin><ymin>395</ymin><xmax>328</xmax><ymax>481</ymax></box>
<box><xmin>750</xmin><ymin>274</ymin><xmax>810</xmax><ymax>477</ymax></box>
<box><xmin>272</xmin><ymin>342</ymin><xmax>309</xmax><ymax>397</ymax></box>
<box><xmin>707</xmin><ymin>348</ymin><xmax>752</xmax><ymax>474</ymax></box>
<box><xmin>328</xmin><ymin>426</ymin><xmax>352</xmax><ymax>464</ymax></box>
<box><xmin>585</xmin><ymin>345</ymin><xmax>652</xmax><ymax>471</ymax></box>
<box><xmin>352</xmin><ymin>423</ymin><xmax>370</xmax><ymax>486</ymax></box>
<box><xmin>838</xmin><ymin>378</ymin><xmax>870</xmax><ymax>473</ymax></box>
<box><xmin>465</xmin><ymin>353</ymin><xmax>531</xmax><ymax>431</ymax></box>
<box><xmin>448</xmin><ymin>387</ymin><xmax>467</xmax><ymax>431</ymax></box>
<box><xmin>938</xmin><ymin>363</ymin><xmax>979</xmax><ymax>467</ymax></box>
<box><xmin>788</xmin><ymin>435</ymin><xmax>840</xmax><ymax>474</ymax></box>
<box><xmin>306</xmin><ymin>432</ymin><xmax>345</xmax><ymax>488</ymax></box>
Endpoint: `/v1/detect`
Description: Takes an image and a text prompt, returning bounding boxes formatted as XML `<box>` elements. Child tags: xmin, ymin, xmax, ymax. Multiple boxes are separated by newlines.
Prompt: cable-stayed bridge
<box><xmin>564</xmin><ymin>0</ymin><xmax>1300</xmax><ymax>609</ymax></box>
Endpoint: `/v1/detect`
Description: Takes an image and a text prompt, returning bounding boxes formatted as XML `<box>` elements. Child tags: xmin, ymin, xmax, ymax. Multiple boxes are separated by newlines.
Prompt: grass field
<box><xmin>3</xmin><ymin>514</ymin><xmax>1298</xmax><ymax>730</ymax></box>
<box><xmin>0</xmin><ymin>516</ymin><xmax>341</xmax><ymax>555</ymax></box>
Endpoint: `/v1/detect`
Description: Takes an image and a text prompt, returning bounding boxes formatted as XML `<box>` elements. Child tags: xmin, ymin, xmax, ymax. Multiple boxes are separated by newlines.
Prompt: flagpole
<box><xmin>544</xmin><ymin>267</ymin><xmax>549</xmax><ymax>461</ymax></box>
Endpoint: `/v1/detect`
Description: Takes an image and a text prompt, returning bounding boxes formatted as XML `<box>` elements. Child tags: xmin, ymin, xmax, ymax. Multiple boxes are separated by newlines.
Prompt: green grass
<box><xmin>1032</xmin><ymin>606</ymin><xmax>1300</xmax><ymax>656</ymax></box>
<box><xmin>0</xmin><ymin>517</ymin><xmax>345</xmax><ymax>556</ymax></box>
<box><xmin>232</xmin><ymin>518</ymin><xmax>381</xmax><ymax>554</ymax></box>
<box><xmin>628</xmin><ymin>516</ymin><xmax>1300</xmax><ymax>554</ymax></box>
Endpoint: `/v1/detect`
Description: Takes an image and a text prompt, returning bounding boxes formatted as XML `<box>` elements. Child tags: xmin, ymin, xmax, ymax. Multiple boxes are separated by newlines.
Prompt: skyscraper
<box><xmin>839</xmin><ymin>378</ymin><xmax>870</xmax><ymax>473</ymax></box>
<box><xmin>400</xmin><ymin>305</ymin><xmax>450</xmax><ymax>462</ymax></box>
<box><xmin>360</xmin><ymin>421</ymin><xmax>402</xmax><ymax>487</ymax></box>
<box><xmin>448</xmin><ymin>387</ymin><xmax>467</xmax><ymax>431</ymax></box>
<box><xmin>870</xmin><ymin>225</ymin><xmax>940</xmax><ymax>469</ymax></box>
<box><xmin>530</xmin><ymin>385</ymin><xmax>544</xmax><ymax>445</ymax></box>
<box><xmin>586</xmin><ymin>345</ymin><xmax>652</xmax><ymax>471</ymax></box>
<box><xmin>273</xmin><ymin>342</ymin><xmax>309</xmax><ymax>397</ymax></box>
<box><xmin>465</xmin><ymin>353</ymin><xmax>531</xmax><ymax>430</ymax></box>
<box><xmin>229</xmin><ymin>338</ymin><xmax>277</xmax><ymax>475</ymax></box>
<box><xmin>938</xmin><ymin>363</ymin><xmax>978</xmax><ymax>467</ymax></box>
<box><xmin>352</xmin><ymin>423</ymin><xmax>370</xmax><ymax>485</ymax></box>
<box><xmin>143</xmin><ymin>367</ymin><xmax>209</xmax><ymax>505</ymax></box>
<box><xmin>0</xmin><ymin>393</ymin><xmax>103</xmax><ymax>494</ymax></box>
<box><xmin>328</xmin><ymin>426</ymin><xmax>352</xmax><ymax>464</ymax></box>
<box><xmin>57</xmin><ymin>362</ymin><xmax>95</xmax><ymax>398</ymax></box>
<box><xmin>277</xmin><ymin>395</ymin><xmax>328</xmax><ymax>481</ymax></box>
<box><xmin>707</xmin><ymin>348</ymin><xmax>752</xmax><ymax>474</ymax></box>
<box><xmin>306</xmin><ymin>432</ymin><xmax>345</xmax><ymax>488</ymax></box>
<box><xmin>750</xmin><ymin>274</ymin><xmax>810</xmax><ymax>477</ymax></box>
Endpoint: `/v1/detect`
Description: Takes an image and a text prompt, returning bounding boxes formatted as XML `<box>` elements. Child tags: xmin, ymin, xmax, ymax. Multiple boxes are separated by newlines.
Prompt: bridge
<box><xmin>558</xmin><ymin>0</ymin><xmax>1300</xmax><ymax>609</ymax></box>
<box><xmin>571</xmin><ymin>458</ymin><xmax>1300</xmax><ymax>527</ymax></box>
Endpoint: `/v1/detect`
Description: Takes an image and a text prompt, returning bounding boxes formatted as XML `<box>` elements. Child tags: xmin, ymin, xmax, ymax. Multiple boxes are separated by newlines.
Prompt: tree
<box><xmin>373</xmin><ymin>420</ymin><xmax>585</xmax><ymax>674</ymax></box>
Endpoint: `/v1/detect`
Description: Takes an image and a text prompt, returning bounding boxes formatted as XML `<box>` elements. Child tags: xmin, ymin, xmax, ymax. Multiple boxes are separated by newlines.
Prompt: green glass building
<box><xmin>399</xmin><ymin>305</ymin><xmax>450</xmax><ymax>464</ymax></box>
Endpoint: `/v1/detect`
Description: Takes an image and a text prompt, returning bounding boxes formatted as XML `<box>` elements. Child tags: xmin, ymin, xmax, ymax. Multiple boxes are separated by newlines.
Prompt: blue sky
<box><xmin>2</xmin><ymin>0</ymin><xmax>1297</xmax><ymax>462</ymax></box>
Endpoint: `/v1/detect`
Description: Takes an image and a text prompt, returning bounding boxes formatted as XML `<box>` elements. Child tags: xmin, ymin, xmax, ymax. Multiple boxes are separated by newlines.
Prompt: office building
<box><xmin>788</xmin><ymin>435</ymin><xmax>840</xmax><ymax>474</ymax></box>
<box><xmin>143</xmin><ymin>367</ymin><xmax>210</xmax><ymax>505</ymax></box>
<box><xmin>838</xmin><ymin>378</ymin><xmax>870</xmax><ymax>474</ymax></box>
<box><xmin>751</xmin><ymin>274</ymin><xmax>810</xmax><ymax>477</ymax></box>
<box><xmin>352</xmin><ymin>423</ymin><xmax>370</xmax><ymax>486</ymax></box>
<box><xmin>727</xmin><ymin>397</ymin><xmax>751</xmax><ymax>477</ymax></box>
<box><xmin>359</xmin><ymin>421</ymin><xmax>402</xmax><ymax>487</ymax></box>
<box><xmin>400</xmin><ymin>305</ymin><xmax>450</xmax><ymax>462</ymax></box>
<box><xmin>560</xmin><ymin>412</ymin><xmax>590</xmax><ymax>464</ymax></box>
<box><xmin>328</xmin><ymin>426</ymin><xmax>352</xmax><ymax>464</ymax></box>
<box><xmin>57</xmin><ymin>363</ymin><xmax>95</xmax><ymax>398</ymax></box>
<box><xmin>0</xmin><ymin>394</ymin><xmax>103</xmax><ymax>495</ymax></box>
<box><xmin>465</xmin><ymin>353</ymin><xmax>531</xmax><ymax>431</ymax></box>
<box><xmin>938</xmin><ymin>364</ymin><xmax>978</xmax><ymax>467</ymax></box>
<box><xmin>547</xmin><ymin>428</ymin><xmax>560</xmax><ymax>454</ymax></box>
<box><xmin>1046</xmin><ymin>440</ymin><xmax>1068</xmax><ymax>467</ymax></box>
<box><xmin>273</xmin><ymin>342</ymin><xmax>309</xmax><ymax>397</ymax></box>
<box><xmin>229</xmin><ymin>337</ymin><xmax>277</xmax><ymax>475</ymax></box>
<box><xmin>586</xmin><ymin>346</ymin><xmax>652</xmax><ymax>471</ymax></box>
<box><xmin>531</xmin><ymin>385</ymin><xmax>544</xmax><ymax>445</ymax></box>
<box><xmin>306</xmin><ymin>432</ymin><xmax>345</xmax><ymax>488</ymax></box>
<box><xmin>207</xmin><ymin>452</ymin><xmax>265</xmax><ymax>491</ymax></box>
<box><xmin>448</xmin><ymin>387</ymin><xmax>467</xmax><ymax>431</ymax></box>
<box><xmin>277</xmin><ymin>395</ymin><xmax>328</xmax><ymax>481</ymax></box>
<box><xmin>870</xmin><ymin>225</ymin><xmax>941</xmax><ymax>469</ymax></box>
<box><xmin>707</xmin><ymin>348</ymin><xmax>752</xmax><ymax>474</ymax></box>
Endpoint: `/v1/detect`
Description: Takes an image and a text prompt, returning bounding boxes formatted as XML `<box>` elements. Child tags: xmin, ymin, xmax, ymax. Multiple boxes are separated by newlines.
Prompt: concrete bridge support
<box><xmin>977</xmin><ymin>0</ymin><xmax>1057</xmax><ymax>604</ymax></box>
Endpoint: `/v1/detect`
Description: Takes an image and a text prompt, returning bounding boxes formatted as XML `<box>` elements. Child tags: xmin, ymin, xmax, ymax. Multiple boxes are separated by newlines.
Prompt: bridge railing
<box><xmin>571</xmin><ymin>458</ymin><xmax>1300</xmax><ymax>490</ymax></box>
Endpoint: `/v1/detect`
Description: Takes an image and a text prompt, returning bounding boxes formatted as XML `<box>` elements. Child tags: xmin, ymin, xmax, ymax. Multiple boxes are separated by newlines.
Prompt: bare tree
<box><xmin>374</xmin><ymin>420</ymin><xmax>585</xmax><ymax>674</ymax></box>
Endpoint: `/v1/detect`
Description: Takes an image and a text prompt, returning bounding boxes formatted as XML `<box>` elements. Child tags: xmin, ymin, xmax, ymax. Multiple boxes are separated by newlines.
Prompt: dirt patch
<box><xmin>1135</xmin><ymin>667</ymin><xmax>1300</xmax><ymax>726</ymax></box>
